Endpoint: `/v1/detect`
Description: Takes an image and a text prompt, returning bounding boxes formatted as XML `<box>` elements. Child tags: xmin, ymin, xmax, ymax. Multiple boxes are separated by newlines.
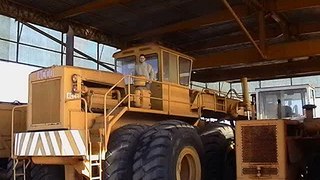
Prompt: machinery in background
<box><xmin>0</xmin><ymin>101</ymin><xmax>27</xmax><ymax>179</ymax></box>
<box><xmin>236</xmin><ymin>84</ymin><xmax>320</xmax><ymax>180</ymax></box>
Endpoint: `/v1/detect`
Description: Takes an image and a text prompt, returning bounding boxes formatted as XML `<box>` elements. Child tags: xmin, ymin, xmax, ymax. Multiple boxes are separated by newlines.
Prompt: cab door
<box><xmin>162</xmin><ymin>50</ymin><xmax>195</xmax><ymax>117</ymax></box>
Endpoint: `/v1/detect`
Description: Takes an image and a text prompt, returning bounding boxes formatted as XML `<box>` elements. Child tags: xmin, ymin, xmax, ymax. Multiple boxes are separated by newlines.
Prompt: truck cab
<box><xmin>256</xmin><ymin>84</ymin><xmax>316</xmax><ymax>119</ymax></box>
<box><xmin>113</xmin><ymin>44</ymin><xmax>195</xmax><ymax>116</ymax></box>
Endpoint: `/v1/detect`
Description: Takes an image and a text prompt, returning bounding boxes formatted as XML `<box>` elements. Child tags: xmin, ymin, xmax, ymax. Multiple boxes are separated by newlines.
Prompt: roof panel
<box><xmin>1</xmin><ymin>0</ymin><xmax>320</xmax><ymax>82</ymax></box>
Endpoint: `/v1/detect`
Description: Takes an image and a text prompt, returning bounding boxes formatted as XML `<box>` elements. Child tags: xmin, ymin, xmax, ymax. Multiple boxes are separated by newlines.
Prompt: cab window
<box><xmin>179</xmin><ymin>57</ymin><xmax>191</xmax><ymax>86</ymax></box>
<box><xmin>116</xmin><ymin>55</ymin><xmax>136</xmax><ymax>75</ymax></box>
<box><xmin>163</xmin><ymin>51</ymin><xmax>178</xmax><ymax>83</ymax></box>
<box><xmin>116</xmin><ymin>54</ymin><xmax>159</xmax><ymax>82</ymax></box>
<box><xmin>144</xmin><ymin>54</ymin><xmax>159</xmax><ymax>80</ymax></box>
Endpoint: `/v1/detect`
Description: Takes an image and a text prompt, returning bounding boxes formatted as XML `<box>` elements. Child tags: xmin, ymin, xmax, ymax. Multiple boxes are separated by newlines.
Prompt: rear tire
<box><xmin>199</xmin><ymin>122</ymin><xmax>236</xmax><ymax>180</ymax></box>
<box><xmin>30</xmin><ymin>164</ymin><xmax>65</xmax><ymax>180</ymax></box>
<box><xmin>103</xmin><ymin>124</ymin><xmax>148</xmax><ymax>180</ymax></box>
<box><xmin>133</xmin><ymin>120</ymin><xmax>203</xmax><ymax>180</ymax></box>
<box><xmin>0</xmin><ymin>168</ymin><xmax>6</xmax><ymax>179</ymax></box>
<box><xmin>0</xmin><ymin>158</ymin><xmax>7</xmax><ymax>179</ymax></box>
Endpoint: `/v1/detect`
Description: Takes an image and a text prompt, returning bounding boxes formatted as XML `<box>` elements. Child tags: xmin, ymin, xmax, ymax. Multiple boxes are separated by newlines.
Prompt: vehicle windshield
<box><xmin>116</xmin><ymin>54</ymin><xmax>159</xmax><ymax>81</ymax></box>
<box><xmin>116</xmin><ymin>56</ymin><xmax>136</xmax><ymax>76</ymax></box>
<box><xmin>258</xmin><ymin>88</ymin><xmax>307</xmax><ymax>119</ymax></box>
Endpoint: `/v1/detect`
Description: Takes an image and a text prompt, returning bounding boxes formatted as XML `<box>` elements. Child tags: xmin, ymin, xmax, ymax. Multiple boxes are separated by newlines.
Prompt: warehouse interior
<box><xmin>1</xmin><ymin>1</ymin><xmax>320</xmax><ymax>180</ymax></box>
<box><xmin>1</xmin><ymin>0</ymin><xmax>320</xmax><ymax>114</ymax></box>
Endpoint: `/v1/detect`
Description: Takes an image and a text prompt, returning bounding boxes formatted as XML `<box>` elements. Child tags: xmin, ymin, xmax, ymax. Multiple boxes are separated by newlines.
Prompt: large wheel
<box><xmin>103</xmin><ymin>124</ymin><xmax>149</xmax><ymax>180</ymax></box>
<box><xmin>199</xmin><ymin>122</ymin><xmax>236</xmax><ymax>180</ymax></box>
<box><xmin>30</xmin><ymin>164</ymin><xmax>65</xmax><ymax>180</ymax></box>
<box><xmin>0</xmin><ymin>169</ymin><xmax>6</xmax><ymax>180</ymax></box>
<box><xmin>133</xmin><ymin>120</ymin><xmax>204</xmax><ymax>180</ymax></box>
<box><xmin>303</xmin><ymin>153</ymin><xmax>320</xmax><ymax>180</ymax></box>
<box><xmin>0</xmin><ymin>158</ymin><xmax>7</xmax><ymax>179</ymax></box>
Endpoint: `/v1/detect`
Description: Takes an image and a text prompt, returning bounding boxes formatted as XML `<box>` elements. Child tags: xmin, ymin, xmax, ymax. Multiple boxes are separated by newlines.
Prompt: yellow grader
<box><xmin>4</xmin><ymin>44</ymin><xmax>250</xmax><ymax>180</ymax></box>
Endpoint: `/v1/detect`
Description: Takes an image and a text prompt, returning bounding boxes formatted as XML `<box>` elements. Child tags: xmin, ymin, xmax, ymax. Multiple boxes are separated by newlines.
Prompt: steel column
<box><xmin>66</xmin><ymin>26</ymin><xmax>74</xmax><ymax>66</ymax></box>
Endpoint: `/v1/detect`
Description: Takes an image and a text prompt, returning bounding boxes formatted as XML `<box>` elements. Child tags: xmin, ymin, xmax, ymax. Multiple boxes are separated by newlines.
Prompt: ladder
<box><xmin>13</xmin><ymin>159</ymin><xmax>30</xmax><ymax>180</ymax></box>
<box><xmin>89</xmin><ymin>141</ymin><xmax>102</xmax><ymax>180</ymax></box>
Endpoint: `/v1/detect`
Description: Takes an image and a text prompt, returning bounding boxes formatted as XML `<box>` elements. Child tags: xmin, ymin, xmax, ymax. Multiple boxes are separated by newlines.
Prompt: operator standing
<box><xmin>135</xmin><ymin>54</ymin><xmax>155</xmax><ymax>88</ymax></box>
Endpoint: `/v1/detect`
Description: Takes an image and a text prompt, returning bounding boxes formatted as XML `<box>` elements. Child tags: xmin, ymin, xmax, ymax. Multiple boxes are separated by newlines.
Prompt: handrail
<box><xmin>103</xmin><ymin>75</ymin><xmax>127</xmax><ymax>124</ymax></box>
<box><xmin>11</xmin><ymin>105</ymin><xmax>27</xmax><ymax>159</ymax></box>
<box><xmin>103</xmin><ymin>94</ymin><xmax>130</xmax><ymax>147</ymax></box>
<box><xmin>102</xmin><ymin>75</ymin><xmax>129</xmax><ymax>150</ymax></box>
<box><xmin>81</xmin><ymin>98</ymin><xmax>89</xmax><ymax>159</ymax></box>
<box><xmin>105</xmin><ymin>94</ymin><xmax>129</xmax><ymax>119</ymax></box>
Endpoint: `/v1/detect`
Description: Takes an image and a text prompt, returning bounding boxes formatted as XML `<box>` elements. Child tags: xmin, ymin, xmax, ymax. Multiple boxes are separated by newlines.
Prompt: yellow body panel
<box><xmin>0</xmin><ymin>103</ymin><xmax>26</xmax><ymax>158</ymax></box>
<box><xmin>236</xmin><ymin>120</ymin><xmax>299</xmax><ymax>180</ymax></box>
<box><xmin>27</xmin><ymin>66</ymin><xmax>125</xmax><ymax>131</ymax></box>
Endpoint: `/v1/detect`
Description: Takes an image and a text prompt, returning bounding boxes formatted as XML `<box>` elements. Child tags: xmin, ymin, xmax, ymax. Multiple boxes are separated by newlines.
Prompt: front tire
<box><xmin>133</xmin><ymin>120</ymin><xmax>203</xmax><ymax>180</ymax></box>
<box><xmin>104</xmin><ymin>124</ymin><xmax>148</xmax><ymax>180</ymax></box>
<box><xmin>303</xmin><ymin>153</ymin><xmax>320</xmax><ymax>180</ymax></box>
<box><xmin>199</xmin><ymin>122</ymin><xmax>236</xmax><ymax>180</ymax></box>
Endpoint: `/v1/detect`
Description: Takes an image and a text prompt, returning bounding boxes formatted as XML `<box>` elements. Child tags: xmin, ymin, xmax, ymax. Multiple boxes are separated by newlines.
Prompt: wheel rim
<box><xmin>176</xmin><ymin>146</ymin><xmax>201</xmax><ymax>180</ymax></box>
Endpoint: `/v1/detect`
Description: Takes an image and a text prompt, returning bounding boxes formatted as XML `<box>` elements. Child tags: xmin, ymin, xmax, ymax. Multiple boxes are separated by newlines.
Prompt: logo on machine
<box><xmin>36</xmin><ymin>69</ymin><xmax>54</xmax><ymax>80</ymax></box>
<box><xmin>66</xmin><ymin>92</ymin><xmax>81</xmax><ymax>100</ymax></box>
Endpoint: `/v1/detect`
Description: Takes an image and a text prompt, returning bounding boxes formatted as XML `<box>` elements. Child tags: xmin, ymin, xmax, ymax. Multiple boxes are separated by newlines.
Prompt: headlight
<box><xmin>72</xmin><ymin>85</ymin><xmax>79</xmax><ymax>93</ymax></box>
<box><xmin>72</xmin><ymin>74</ymin><xmax>78</xmax><ymax>83</ymax></box>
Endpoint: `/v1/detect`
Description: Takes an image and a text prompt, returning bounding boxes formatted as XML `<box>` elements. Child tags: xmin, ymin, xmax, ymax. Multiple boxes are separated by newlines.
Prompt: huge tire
<box><xmin>0</xmin><ymin>158</ymin><xmax>8</xmax><ymax>179</ymax></box>
<box><xmin>104</xmin><ymin>124</ymin><xmax>149</xmax><ymax>180</ymax></box>
<box><xmin>30</xmin><ymin>164</ymin><xmax>65</xmax><ymax>180</ymax></box>
<box><xmin>199</xmin><ymin>122</ymin><xmax>236</xmax><ymax>180</ymax></box>
<box><xmin>133</xmin><ymin>120</ymin><xmax>204</xmax><ymax>180</ymax></box>
<box><xmin>303</xmin><ymin>153</ymin><xmax>320</xmax><ymax>180</ymax></box>
<box><xmin>0</xmin><ymin>169</ymin><xmax>6</xmax><ymax>180</ymax></box>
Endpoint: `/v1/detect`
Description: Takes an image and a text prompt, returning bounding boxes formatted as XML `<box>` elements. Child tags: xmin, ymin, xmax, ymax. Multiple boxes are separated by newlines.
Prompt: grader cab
<box><xmin>11</xmin><ymin>44</ymin><xmax>249</xmax><ymax>180</ymax></box>
<box><xmin>236</xmin><ymin>84</ymin><xmax>320</xmax><ymax>180</ymax></box>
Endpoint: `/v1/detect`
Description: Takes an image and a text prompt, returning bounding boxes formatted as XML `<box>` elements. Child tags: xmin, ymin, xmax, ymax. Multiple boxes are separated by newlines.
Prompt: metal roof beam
<box><xmin>55</xmin><ymin>0</ymin><xmax>133</xmax><ymax>19</ymax></box>
<box><xmin>128</xmin><ymin>0</ymin><xmax>320</xmax><ymax>40</ymax></box>
<box><xmin>192</xmin><ymin>57</ymin><xmax>320</xmax><ymax>82</ymax></box>
<box><xmin>193</xmin><ymin>38</ymin><xmax>320</xmax><ymax>70</ymax></box>
<box><xmin>128</xmin><ymin>5</ymin><xmax>249</xmax><ymax>41</ymax></box>
<box><xmin>0</xmin><ymin>0</ymin><xmax>123</xmax><ymax>47</ymax></box>
<box><xmin>183</xmin><ymin>23</ymin><xmax>320</xmax><ymax>53</ymax></box>
<box><xmin>221</xmin><ymin>0</ymin><xmax>266</xmax><ymax>58</ymax></box>
<box><xmin>270</xmin><ymin>0</ymin><xmax>320</xmax><ymax>11</ymax></box>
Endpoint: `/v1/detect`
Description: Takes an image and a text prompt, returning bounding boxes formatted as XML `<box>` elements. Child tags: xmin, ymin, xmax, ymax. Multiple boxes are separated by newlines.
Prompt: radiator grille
<box><xmin>32</xmin><ymin>79</ymin><xmax>60</xmax><ymax>125</ymax></box>
<box><xmin>241</xmin><ymin>125</ymin><xmax>278</xmax><ymax>163</ymax></box>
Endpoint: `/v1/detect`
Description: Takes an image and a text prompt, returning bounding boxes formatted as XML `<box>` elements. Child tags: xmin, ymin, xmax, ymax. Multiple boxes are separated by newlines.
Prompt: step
<box><xmin>91</xmin><ymin>163</ymin><xmax>100</xmax><ymax>166</ymax></box>
<box><xmin>91</xmin><ymin>177</ymin><xmax>101</xmax><ymax>180</ymax></box>
<box><xmin>90</xmin><ymin>155</ymin><xmax>100</xmax><ymax>161</ymax></box>
<box><xmin>15</xmin><ymin>173</ymin><xmax>25</xmax><ymax>176</ymax></box>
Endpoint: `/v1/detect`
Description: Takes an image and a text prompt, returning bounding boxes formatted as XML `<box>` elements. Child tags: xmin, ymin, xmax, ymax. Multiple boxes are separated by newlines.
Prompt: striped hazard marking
<box><xmin>14</xmin><ymin>130</ymin><xmax>86</xmax><ymax>156</ymax></box>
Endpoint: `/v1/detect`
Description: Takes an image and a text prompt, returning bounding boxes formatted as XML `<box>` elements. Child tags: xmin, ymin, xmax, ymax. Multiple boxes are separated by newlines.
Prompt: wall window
<box><xmin>0</xmin><ymin>14</ymin><xmax>118</xmax><ymax>102</ymax></box>
<box><xmin>261</xmin><ymin>78</ymin><xmax>291</xmax><ymax>88</ymax></box>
